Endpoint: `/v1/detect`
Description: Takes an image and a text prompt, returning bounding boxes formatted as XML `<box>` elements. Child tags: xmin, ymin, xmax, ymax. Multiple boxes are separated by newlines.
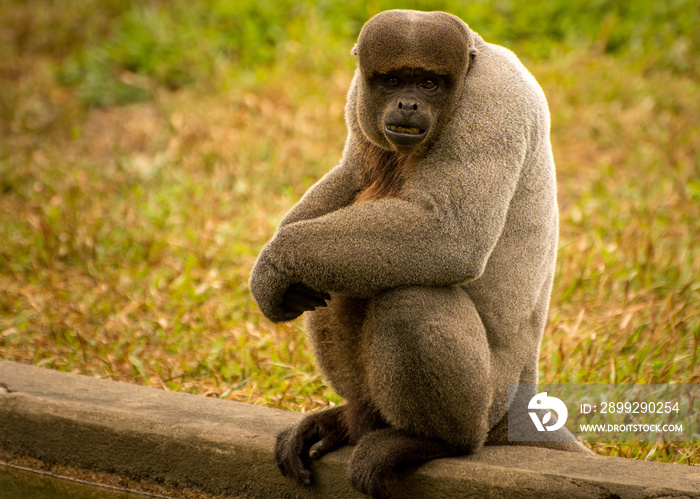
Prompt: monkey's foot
<box><xmin>348</xmin><ymin>455</ymin><xmax>392</xmax><ymax>499</ymax></box>
<box><xmin>348</xmin><ymin>428</ymin><xmax>458</xmax><ymax>499</ymax></box>
<box><xmin>274</xmin><ymin>405</ymin><xmax>349</xmax><ymax>486</ymax></box>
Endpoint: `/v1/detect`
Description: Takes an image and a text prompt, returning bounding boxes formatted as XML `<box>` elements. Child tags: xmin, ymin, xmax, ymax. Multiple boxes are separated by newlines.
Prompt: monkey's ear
<box><xmin>351</xmin><ymin>44</ymin><xmax>358</xmax><ymax>56</ymax></box>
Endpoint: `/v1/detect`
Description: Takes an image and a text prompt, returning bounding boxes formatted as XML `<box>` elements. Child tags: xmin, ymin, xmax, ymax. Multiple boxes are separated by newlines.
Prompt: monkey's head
<box><xmin>352</xmin><ymin>10</ymin><xmax>477</xmax><ymax>155</ymax></box>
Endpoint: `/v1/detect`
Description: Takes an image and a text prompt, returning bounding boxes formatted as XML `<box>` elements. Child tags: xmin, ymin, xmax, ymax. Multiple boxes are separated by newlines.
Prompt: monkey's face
<box><xmin>352</xmin><ymin>10</ymin><xmax>474</xmax><ymax>155</ymax></box>
<box><xmin>368</xmin><ymin>67</ymin><xmax>450</xmax><ymax>154</ymax></box>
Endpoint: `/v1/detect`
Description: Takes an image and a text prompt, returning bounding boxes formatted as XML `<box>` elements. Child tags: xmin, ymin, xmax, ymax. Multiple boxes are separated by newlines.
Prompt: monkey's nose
<box><xmin>398</xmin><ymin>101</ymin><xmax>419</xmax><ymax>112</ymax></box>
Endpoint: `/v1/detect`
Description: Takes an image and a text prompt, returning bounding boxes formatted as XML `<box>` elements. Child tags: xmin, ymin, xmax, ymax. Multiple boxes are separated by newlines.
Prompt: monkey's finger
<box><xmin>283</xmin><ymin>287</ymin><xmax>329</xmax><ymax>311</ymax></box>
<box><xmin>287</xmin><ymin>283</ymin><xmax>331</xmax><ymax>304</ymax></box>
<box><xmin>300</xmin><ymin>288</ymin><xmax>331</xmax><ymax>306</ymax></box>
<box><xmin>284</xmin><ymin>295</ymin><xmax>327</xmax><ymax>312</ymax></box>
<box><xmin>281</xmin><ymin>299</ymin><xmax>317</xmax><ymax>315</ymax></box>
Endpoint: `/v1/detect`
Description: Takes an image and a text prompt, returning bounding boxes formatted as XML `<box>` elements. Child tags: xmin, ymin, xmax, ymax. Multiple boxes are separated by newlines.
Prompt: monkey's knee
<box><xmin>364</xmin><ymin>286</ymin><xmax>492</xmax><ymax>449</ymax></box>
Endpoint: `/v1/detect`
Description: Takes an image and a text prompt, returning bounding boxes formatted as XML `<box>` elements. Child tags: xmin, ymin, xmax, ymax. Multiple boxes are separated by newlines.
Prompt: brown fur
<box><xmin>354</xmin><ymin>141</ymin><xmax>414</xmax><ymax>203</ymax></box>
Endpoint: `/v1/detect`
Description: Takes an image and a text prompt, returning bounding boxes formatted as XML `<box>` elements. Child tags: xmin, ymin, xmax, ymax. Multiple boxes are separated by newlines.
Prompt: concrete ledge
<box><xmin>0</xmin><ymin>360</ymin><xmax>697</xmax><ymax>498</ymax></box>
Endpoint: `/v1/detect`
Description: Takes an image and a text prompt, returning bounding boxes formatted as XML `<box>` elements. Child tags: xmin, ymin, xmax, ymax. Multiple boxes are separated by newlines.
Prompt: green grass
<box><xmin>1</xmin><ymin>0</ymin><xmax>698</xmax><ymax>465</ymax></box>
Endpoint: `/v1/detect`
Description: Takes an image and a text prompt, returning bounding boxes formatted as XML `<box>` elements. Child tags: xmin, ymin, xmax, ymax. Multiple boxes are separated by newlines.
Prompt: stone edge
<box><xmin>0</xmin><ymin>360</ymin><xmax>698</xmax><ymax>498</ymax></box>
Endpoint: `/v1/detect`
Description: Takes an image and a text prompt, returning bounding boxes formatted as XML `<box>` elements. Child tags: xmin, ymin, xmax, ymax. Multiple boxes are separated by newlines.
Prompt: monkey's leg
<box><xmin>363</xmin><ymin>285</ymin><xmax>493</xmax><ymax>452</ymax></box>
<box><xmin>277</xmin><ymin>294</ymin><xmax>388</xmax><ymax>487</ymax></box>
<box><xmin>304</xmin><ymin>294</ymin><xmax>390</xmax><ymax>442</ymax></box>
<box><xmin>348</xmin><ymin>428</ymin><xmax>456</xmax><ymax>499</ymax></box>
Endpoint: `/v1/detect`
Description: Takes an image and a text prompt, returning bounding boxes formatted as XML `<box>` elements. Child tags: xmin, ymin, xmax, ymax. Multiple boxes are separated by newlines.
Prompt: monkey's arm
<box><xmin>251</xmin><ymin>133</ymin><xmax>528</xmax><ymax>321</ymax></box>
<box><xmin>250</xmin><ymin>54</ymin><xmax>551</xmax><ymax>321</ymax></box>
<box><xmin>250</xmin><ymin>150</ymin><xmax>362</xmax><ymax>320</ymax></box>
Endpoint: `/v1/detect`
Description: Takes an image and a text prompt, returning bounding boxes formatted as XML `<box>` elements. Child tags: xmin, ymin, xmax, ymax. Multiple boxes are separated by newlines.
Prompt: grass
<box><xmin>1</xmin><ymin>0</ymin><xmax>698</xmax><ymax>465</ymax></box>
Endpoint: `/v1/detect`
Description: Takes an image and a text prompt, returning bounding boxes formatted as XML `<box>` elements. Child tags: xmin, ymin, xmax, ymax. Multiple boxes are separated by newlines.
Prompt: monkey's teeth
<box><xmin>388</xmin><ymin>125</ymin><xmax>422</xmax><ymax>135</ymax></box>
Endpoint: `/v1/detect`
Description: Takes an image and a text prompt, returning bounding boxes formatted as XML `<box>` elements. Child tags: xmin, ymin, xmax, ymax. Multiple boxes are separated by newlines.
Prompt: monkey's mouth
<box><xmin>385</xmin><ymin>124</ymin><xmax>427</xmax><ymax>148</ymax></box>
<box><xmin>386</xmin><ymin>125</ymin><xmax>424</xmax><ymax>135</ymax></box>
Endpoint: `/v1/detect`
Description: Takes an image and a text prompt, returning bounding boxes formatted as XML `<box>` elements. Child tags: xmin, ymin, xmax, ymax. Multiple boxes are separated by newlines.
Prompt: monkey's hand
<box><xmin>282</xmin><ymin>283</ymin><xmax>331</xmax><ymax>317</ymax></box>
<box><xmin>275</xmin><ymin>406</ymin><xmax>349</xmax><ymax>486</ymax></box>
<box><xmin>250</xmin><ymin>250</ymin><xmax>330</xmax><ymax>322</ymax></box>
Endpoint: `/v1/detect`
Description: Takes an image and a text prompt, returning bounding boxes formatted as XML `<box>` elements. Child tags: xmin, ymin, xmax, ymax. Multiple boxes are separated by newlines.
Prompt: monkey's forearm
<box><xmin>264</xmin><ymin>196</ymin><xmax>504</xmax><ymax>298</ymax></box>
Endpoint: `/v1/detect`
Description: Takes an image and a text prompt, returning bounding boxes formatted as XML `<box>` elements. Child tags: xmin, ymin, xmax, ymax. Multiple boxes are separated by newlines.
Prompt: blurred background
<box><xmin>1</xmin><ymin>0</ymin><xmax>698</xmax><ymax>464</ymax></box>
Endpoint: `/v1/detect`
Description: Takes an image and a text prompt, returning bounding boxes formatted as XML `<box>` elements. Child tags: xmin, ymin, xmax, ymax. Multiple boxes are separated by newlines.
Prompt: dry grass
<box><xmin>1</xmin><ymin>1</ymin><xmax>698</xmax><ymax>465</ymax></box>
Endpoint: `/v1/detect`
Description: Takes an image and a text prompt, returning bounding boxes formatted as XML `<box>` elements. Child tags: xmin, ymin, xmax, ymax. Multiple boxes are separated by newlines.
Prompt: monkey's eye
<box><xmin>420</xmin><ymin>79</ymin><xmax>438</xmax><ymax>90</ymax></box>
<box><xmin>384</xmin><ymin>77</ymin><xmax>401</xmax><ymax>88</ymax></box>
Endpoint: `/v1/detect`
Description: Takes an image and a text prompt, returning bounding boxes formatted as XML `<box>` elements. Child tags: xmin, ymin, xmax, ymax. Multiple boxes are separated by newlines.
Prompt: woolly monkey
<box><xmin>250</xmin><ymin>9</ymin><xmax>590</xmax><ymax>498</ymax></box>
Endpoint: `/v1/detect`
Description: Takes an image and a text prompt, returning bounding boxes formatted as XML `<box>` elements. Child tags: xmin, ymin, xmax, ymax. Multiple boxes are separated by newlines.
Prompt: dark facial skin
<box><xmin>371</xmin><ymin>67</ymin><xmax>449</xmax><ymax>153</ymax></box>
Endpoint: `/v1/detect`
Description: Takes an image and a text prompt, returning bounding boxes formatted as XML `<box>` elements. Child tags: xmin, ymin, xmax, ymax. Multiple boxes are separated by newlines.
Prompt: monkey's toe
<box><xmin>309</xmin><ymin>424</ymin><xmax>348</xmax><ymax>459</ymax></box>
<box><xmin>347</xmin><ymin>439</ymin><xmax>394</xmax><ymax>498</ymax></box>
<box><xmin>274</xmin><ymin>428</ymin><xmax>315</xmax><ymax>486</ymax></box>
<box><xmin>276</xmin><ymin>448</ymin><xmax>314</xmax><ymax>486</ymax></box>
<box><xmin>347</xmin><ymin>463</ymin><xmax>391</xmax><ymax>499</ymax></box>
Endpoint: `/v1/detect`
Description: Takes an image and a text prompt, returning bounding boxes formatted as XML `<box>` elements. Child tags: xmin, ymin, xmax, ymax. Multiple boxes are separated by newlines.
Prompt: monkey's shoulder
<box><xmin>466</xmin><ymin>37</ymin><xmax>548</xmax><ymax>112</ymax></box>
